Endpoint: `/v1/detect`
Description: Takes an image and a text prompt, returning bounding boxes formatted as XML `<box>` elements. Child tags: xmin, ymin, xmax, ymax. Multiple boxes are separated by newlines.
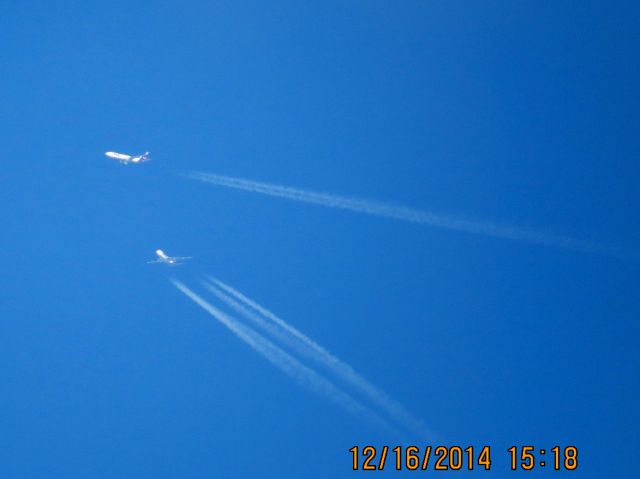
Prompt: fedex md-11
<box><xmin>148</xmin><ymin>249</ymin><xmax>192</xmax><ymax>266</ymax></box>
<box><xmin>105</xmin><ymin>151</ymin><xmax>150</xmax><ymax>164</ymax></box>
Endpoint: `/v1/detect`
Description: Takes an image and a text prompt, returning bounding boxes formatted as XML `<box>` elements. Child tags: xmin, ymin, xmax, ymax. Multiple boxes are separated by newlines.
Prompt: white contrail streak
<box><xmin>185</xmin><ymin>171</ymin><xmax>629</xmax><ymax>258</ymax></box>
<box><xmin>203</xmin><ymin>282</ymin><xmax>321</xmax><ymax>365</ymax></box>
<box><xmin>171</xmin><ymin>279</ymin><xmax>396</xmax><ymax>434</ymax></box>
<box><xmin>204</xmin><ymin>276</ymin><xmax>434</xmax><ymax>440</ymax></box>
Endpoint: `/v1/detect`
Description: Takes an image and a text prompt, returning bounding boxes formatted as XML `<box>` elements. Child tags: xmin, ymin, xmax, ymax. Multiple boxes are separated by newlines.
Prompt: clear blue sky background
<box><xmin>1</xmin><ymin>1</ymin><xmax>638</xmax><ymax>477</ymax></box>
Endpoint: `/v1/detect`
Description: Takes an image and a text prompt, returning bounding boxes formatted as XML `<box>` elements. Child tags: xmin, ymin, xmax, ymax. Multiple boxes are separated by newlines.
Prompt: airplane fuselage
<box><xmin>105</xmin><ymin>151</ymin><xmax>150</xmax><ymax>164</ymax></box>
<box><xmin>156</xmin><ymin>249</ymin><xmax>177</xmax><ymax>264</ymax></box>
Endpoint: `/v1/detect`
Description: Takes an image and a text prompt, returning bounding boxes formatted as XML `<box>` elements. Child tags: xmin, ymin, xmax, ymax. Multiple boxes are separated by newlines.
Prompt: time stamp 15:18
<box><xmin>349</xmin><ymin>445</ymin><xmax>578</xmax><ymax>472</ymax></box>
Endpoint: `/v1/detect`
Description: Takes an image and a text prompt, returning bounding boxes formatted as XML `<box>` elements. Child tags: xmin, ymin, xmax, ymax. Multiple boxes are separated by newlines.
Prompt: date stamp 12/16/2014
<box><xmin>349</xmin><ymin>445</ymin><xmax>578</xmax><ymax>472</ymax></box>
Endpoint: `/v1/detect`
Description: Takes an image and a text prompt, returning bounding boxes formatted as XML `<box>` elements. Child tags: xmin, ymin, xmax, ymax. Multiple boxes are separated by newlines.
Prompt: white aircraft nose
<box><xmin>156</xmin><ymin>249</ymin><xmax>164</xmax><ymax>255</ymax></box>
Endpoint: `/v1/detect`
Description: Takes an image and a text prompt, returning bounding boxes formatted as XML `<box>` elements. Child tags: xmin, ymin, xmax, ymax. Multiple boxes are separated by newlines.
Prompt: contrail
<box><xmin>185</xmin><ymin>171</ymin><xmax>629</xmax><ymax>258</ymax></box>
<box><xmin>204</xmin><ymin>276</ymin><xmax>435</xmax><ymax>440</ymax></box>
<box><xmin>171</xmin><ymin>279</ymin><xmax>397</xmax><ymax>434</ymax></box>
<box><xmin>203</xmin><ymin>281</ymin><xmax>323</xmax><ymax>367</ymax></box>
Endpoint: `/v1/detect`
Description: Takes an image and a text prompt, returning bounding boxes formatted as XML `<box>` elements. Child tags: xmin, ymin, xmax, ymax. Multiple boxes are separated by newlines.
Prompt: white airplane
<box><xmin>105</xmin><ymin>151</ymin><xmax>150</xmax><ymax>164</ymax></box>
<box><xmin>148</xmin><ymin>249</ymin><xmax>192</xmax><ymax>266</ymax></box>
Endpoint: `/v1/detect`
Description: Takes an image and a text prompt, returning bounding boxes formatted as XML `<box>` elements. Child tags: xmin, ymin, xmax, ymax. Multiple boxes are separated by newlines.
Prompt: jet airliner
<box><xmin>105</xmin><ymin>151</ymin><xmax>150</xmax><ymax>164</ymax></box>
<box><xmin>148</xmin><ymin>249</ymin><xmax>192</xmax><ymax>266</ymax></box>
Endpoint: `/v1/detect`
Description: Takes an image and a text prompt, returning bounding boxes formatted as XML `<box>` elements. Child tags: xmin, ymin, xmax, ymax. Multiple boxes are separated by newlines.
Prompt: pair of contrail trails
<box><xmin>171</xmin><ymin>279</ymin><xmax>398</xmax><ymax>436</ymax></box>
<box><xmin>204</xmin><ymin>276</ymin><xmax>433</xmax><ymax>440</ymax></box>
<box><xmin>185</xmin><ymin>171</ymin><xmax>628</xmax><ymax>259</ymax></box>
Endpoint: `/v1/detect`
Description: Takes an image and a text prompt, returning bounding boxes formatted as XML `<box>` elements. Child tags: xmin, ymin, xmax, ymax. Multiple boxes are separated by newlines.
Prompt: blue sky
<box><xmin>1</xmin><ymin>1</ymin><xmax>638</xmax><ymax>477</ymax></box>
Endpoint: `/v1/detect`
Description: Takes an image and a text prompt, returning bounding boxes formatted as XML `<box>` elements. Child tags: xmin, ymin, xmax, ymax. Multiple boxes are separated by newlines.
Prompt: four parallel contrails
<box><xmin>172</xmin><ymin>279</ymin><xmax>404</xmax><ymax>437</ymax></box>
<box><xmin>202</xmin><ymin>276</ymin><xmax>436</xmax><ymax>440</ymax></box>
